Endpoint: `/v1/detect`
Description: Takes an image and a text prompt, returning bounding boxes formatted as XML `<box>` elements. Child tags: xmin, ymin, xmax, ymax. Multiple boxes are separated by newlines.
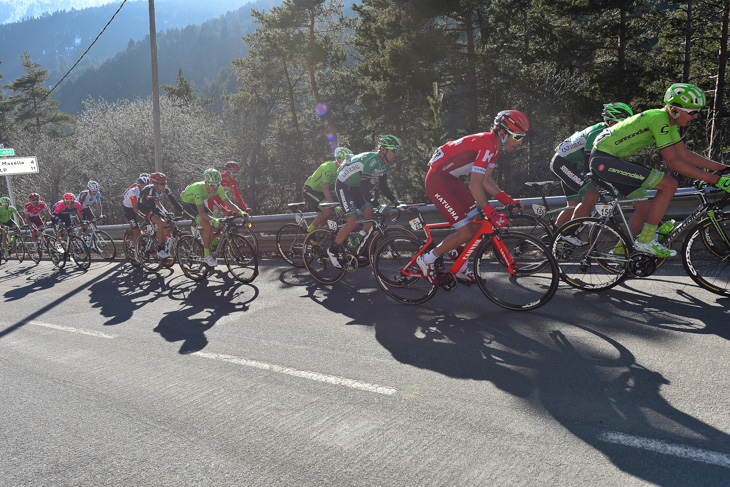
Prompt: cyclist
<box><xmin>137</xmin><ymin>172</ymin><xmax>184</xmax><ymax>258</ymax></box>
<box><xmin>50</xmin><ymin>193</ymin><xmax>85</xmax><ymax>252</ymax></box>
<box><xmin>0</xmin><ymin>196</ymin><xmax>21</xmax><ymax>259</ymax></box>
<box><xmin>327</xmin><ymin>136</ymin><xmax>402</xmax><ymax>268</ymax></box>
<box><xmin>204</xmin><ymin>161</ymin><xmax>251</xmax><ymax>215</ymax></box>
<box><xmin>303</xmin><ymin>146</ymin><xmax>352</xmax><ymax>232</ymax></box>
<box><xmin>179</xmin><ymin>168</ymin><xmax>248</xmax><ymax>267</ymax></box>
<box><xmin>76</xmin><ymin>180</ymin><xmax>103</xmax><ymax>222</ymax></box>
<box><xmin>590</xmin><ymin>83</ymin><xmax>730</xmax><ymax>258</ymax></box>
<box><xmin>23</xmin><ymin>193</ymin><xmax>53</xmax><ymax>245</ymax></box>
<box><xmin>551</xmin><ymin>103</ymin><xmax>633</xmax><ymax>241</ymax></box>
<box><xmin>417</xmin><ymin>110</ymin><xmax>529</xmax><ymax>285</ymax></box>
<box><xmin>122</xmin><ymin>174</ymin><xmax>150</xmax><ymax>254</ymax></box>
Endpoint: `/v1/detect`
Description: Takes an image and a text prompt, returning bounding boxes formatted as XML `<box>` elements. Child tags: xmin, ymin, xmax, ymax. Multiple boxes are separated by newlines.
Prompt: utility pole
<box><xmin>148</xmin><ymin>0</ymin><xmax>162</xmax><ymax>173</ymax></box>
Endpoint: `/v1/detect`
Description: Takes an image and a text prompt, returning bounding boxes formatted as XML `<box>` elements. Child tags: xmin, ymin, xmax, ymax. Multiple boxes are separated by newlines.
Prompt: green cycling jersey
<box><xmin>337</xmin><ymin>152</ymin><xmax>388</xmax><ymax>187</ymax></box>
<box><xmin>556</xmin><ymin>122</ymin><xmax>607</xmax><ymax>165</ymax></box>
<box><xmin>0</xmin><ymin>205</ymin><xmax>19</xmax><ymax>224</ymax></box>
<box><xmin>180</xmin><ymin>181</ymin><xmax>227</xmax><ymax>206</ymax></box>
<box><xmin>305</xmin><ymin>161</ymin><xmax>337</xmax><ymax>193</ymax></box>
<box><xmin>594</xmin><ymin>109</ymin><xmax>681</xmax><ymax>159</ymax></box>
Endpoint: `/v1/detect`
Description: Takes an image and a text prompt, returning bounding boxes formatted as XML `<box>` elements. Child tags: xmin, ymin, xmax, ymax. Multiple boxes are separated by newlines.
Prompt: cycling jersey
<box><xmin>77</xmin><ymin>190</ymin><xmax>101</xmax><ymax>209</ymax></box>
<box><xmin>0</xmin><ymin>205</ymin><xmax>20</xmax><ymax>224</ymax></box>
<box><xmin>221</xmin><ymin>172</ymin><xmax>249</xmax><ymax>212</ymax></box>
<box><xmin>52</xmin><ymin>200</ymin><xmax>83</xmax><ymax>215</ymax></box>
<box><xmin>305</xmin><ymin>161</ymin><xmax>338</xmax><ymax>192</ymax></box>
<box><xmin>24</xmin><ymin>200</ymin><xmax>49</xmax><ymax>217</ymax></box>
<box><xmin>137</xmin><ymin>184</ymin><xmax>182</xmax><ymax>214</ymax></box>
<box><xmin>594</xmin><ymin>109</ymin><xmax>681</xmax><ymax>158</ymax></box>
<box><xmin>556</xmin><ymin>122</ymin><xmax>607</xmax><ymax>167</ymax></box>
<box><xmin>551</xmin><ymin>122</ymin><xmax>605</xmax><ymax>200</ymax></box>
<box><xmin>180</xmin><ymin>181</ymin><xmax>227</xmax><ymax>207</ymax></box>
<box><xmin>428</xmin><ymin>132</ymin><xmax>502</xmax><ymax>177</ymax></box>
<box><xmin>337</xmin><ymin>152</ymin><xmax>396</xmax><ymax>202</ymax></box>
<box><xmin>123</xmin><ymin>184</ymin><xmax>141</xmax><ymax>208</ymax></box>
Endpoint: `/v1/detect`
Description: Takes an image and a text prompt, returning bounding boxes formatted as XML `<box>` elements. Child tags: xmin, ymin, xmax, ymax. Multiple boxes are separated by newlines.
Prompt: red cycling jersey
<box><xmin>221</xmin><ymin>172</ymin><xmax>250</xmax><ymax>212</ymax></box>
<box><xmin>428</xmin><ymin>132</ymin><xmax>502</xmax><ymax>178</ymax></box>
<box><xmin>24</xmin><ymin>200</ymin><xmax>48</xmax><ymax>216</ymax></box>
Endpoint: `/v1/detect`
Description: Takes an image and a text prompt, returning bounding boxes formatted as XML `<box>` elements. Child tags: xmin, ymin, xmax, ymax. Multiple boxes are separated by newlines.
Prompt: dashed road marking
<box><xmin>27</xmin><ymin>321</ymin><xmax>117</xmax><ymax>339</ymax></box>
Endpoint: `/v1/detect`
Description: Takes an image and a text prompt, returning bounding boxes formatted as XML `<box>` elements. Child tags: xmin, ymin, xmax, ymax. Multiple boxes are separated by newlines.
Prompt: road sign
<box><xmin>0</xmin><ymin>156</ymin><xmax>38</xmax><ymax>175</ymax></box>
<box><xmin>0</xmin><ymin>148</ymin><xmax>14</xmax><ymax>156</ymax></box>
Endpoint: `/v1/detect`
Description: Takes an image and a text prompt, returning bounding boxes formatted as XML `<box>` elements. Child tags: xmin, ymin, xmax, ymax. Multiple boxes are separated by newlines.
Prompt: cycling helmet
<box><xmin>494</xmin><ymin>110</ymin><xmax>530</xmax><ymax>134</ymax></box>
<box><xmin>378</xmin><ymin>135</ymin><xmax>402</xmax><ymax>150</ymax></box>
<box><xmin>203</xmin><ymin>168</ymin><xmax>223</xmax><ymax>185</ymax></box>
<box><xmin>0</xmin><ymin>196</ymin><xmax>9</xmax><ymax>205</ymax></box>
<box><xmin>334</xmin><ymin>147</ymin><xmax>353</xmax><ymax>160</ymax></box>
<box><xmin>664</xmin><ymin>83</ymin><xmax>706</xmax><ymax>109</ymax></box>
<box><xmin>29</xmin><ymin>193</ymin><xmax>40</xmax><ymax>201</ymax></box>
<box><xmin>87</xmin><ymin>180</ymin><xmax>100</xmax><ymax>191</ymax></box>
<box><xmin>150</xmin><ymin>172</ymin><xmax>167</xmax><ymax>183</ymax></box>
<box><xmin>63</xmin><ymin>193</ymin><xmax>75</xmax><ymax>203</ymax></box>
<box><xmin>137</xmin><ymin>175</ymin><xmax>150</xmax><ymax>185</ymax></box>
<box><xmin>602</xmin><ymin>102</ymin><xmax>633</xmax><ymax>123</ymax></box>
<box><xmin>224</xmin><ymin>161</ymin><xmax>240</xmax><ymax>171</ymax></box>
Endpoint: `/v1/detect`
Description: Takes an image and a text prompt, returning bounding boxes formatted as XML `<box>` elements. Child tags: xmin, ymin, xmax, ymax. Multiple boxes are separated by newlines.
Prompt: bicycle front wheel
<box><xmin>176</xmin><ymin>235</ymin><xmax>208</xmax><ymax>281</ymax></box>
<box><xmin>372</xmin><ymin>235</ymin><xmax>437</xmax><ymax>304</ymax></box>
<box><xmin>69</xmin><ymin>235</ymin><xmax>91</xmax><ymax>270</ymax></box>
<box><xmin>682</xmin><ymin>215</ymin><xmax>730</xmax><ymax>297</ymax></box>
<box><xmin>475</xmin><ymin>232</ymin><xmax>559</xmax><ymax>310</ymax></box>
<box><xmin>136</xmin><ymin>234</ymin><xmax>163</xmax><ymax>273</ymax></box>
<box><xmin>25</xmin><ymin>235</ymin><xmax>41</xmax><ymax>263</ymax></box>
<box><xmin>11</xmin><ymin>235</ymin><xmax>25</xmax><ymax>263</ymax></box>
<box><xmin>551</xmin><ymin>217</ymin><xmax>629</xmax><ymax>291</ymax></box>
<box><xmin>45</xmin><ymin>235</ymin><xmax>66</xmax><ymax>269</ymax></box>
<box><xmin>224</xmin><ymin>233</ymin><xmax>258</xmax><ymax>283</ymax></box>
<box><xmin>302</xmin><ymin>229</ymin><xmax>346</xmax><ymax>284</ymax></box>
<box><xmin>123</xmin><ymin>230</ymin><xmax>142</xmax><ymax>267</ymax></box>
<box><xmin>276</xmin><ymin>223</ymin><xmax>307</xmax><ymax>267</ymax></box>
<box><xmin>93</xmin><ymin>230</ymin><xmax>117</xmax><ymax>260</ymax></box>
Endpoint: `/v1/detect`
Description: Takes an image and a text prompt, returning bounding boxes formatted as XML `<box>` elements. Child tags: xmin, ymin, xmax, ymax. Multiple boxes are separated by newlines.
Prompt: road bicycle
<box><xmin>76</xmin><ymin>216</ymin><xmax>116</xmax><ymax>261</ymax></box>
<box><xmin>0</xmin><ymin>224</ymin><xmax>28</xmax><ymax>264</ymax></box>
<box><xmin>371</xmin><ymin>209</ymin><xmax>560</xmax><ymax>310</ymax></box>
<box><xmin>551</xmin><ymin>177</ymin><xmax>730</xmax><ymax>295</ymax></box>
<box><xmin>123</xmin><ymin>217</ymin><xmax>175</xmax><ymax>269</ymax></box>
<box><xmin>24</xmin><ymin>224</ymin><xmax>49</xmax><ymax>264</ymax></box>
<box><xmin>170</xmin><ymin>215</ymin><xmax>258</xmax><ymax>283</ymax></box>
<box><xmin>301</xmin><ymin>203</ymin><xmax>426</xmax><ymax>285</ymax></box>
<box><xmin>136</xmin><ymin>216</ymin><xmax>192</xmax><ymax>273</ymax></box>
<box><xmin>276</xmin><ymin>202</ymin><xmax>344</xmax><ymax>267</ymax></box>
<box><xmin>46</xmin><ymin>224</ymin><xmax>91</xmax><ymax>270</ymax></box>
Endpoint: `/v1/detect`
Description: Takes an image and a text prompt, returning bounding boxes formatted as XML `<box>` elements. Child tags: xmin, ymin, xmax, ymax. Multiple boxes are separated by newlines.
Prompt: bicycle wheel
<box><xmin>368</xmin><ymin>226</ymin><xmax>419</xmax><ymax>265</ymax></box>
<box><xmin>302</xmin><ymin>228</ymin><xmax>346</xmax><ymax>284</ymax></box>
<box><xmin>93</xmin><ymin>230</ymin><xmax>117</xmax><ymax>260</ymax></box>
<box><xmin>682</xmin><ymin>215</ymin><xmax>730</xmax><ymax>296</ymax></box>
<box><xmin>223</xmin><ymin>233</ymin><xmax>258</xmax><ymax>283</ymax></box>
<box><xmin>475</xmin><ymin>232</ymin><xmax>559</xmax><ymax>310</ymax></box>
<box><xmin>235</xmin><ymin>223</ymin><xmax>259</xmax><ymax>255</ymax></box>
<box><xmin>372</xmin><ymin>235</ymin><xmax>437</xmax><ymax>304</ymax></box>
<box><xmin>25</xmin><ymin>235</ymin><xmax>41</xmax><ymax>263</ymax></box>
<box><xmin>136</xmin><ymin>233</ymin><xmax>163</xmax><ymax>273</ymax></box>
<box><xmin>123</xmin><ymin>230</ymin><xmax>142</xmax><ymax>268</ymax></box>
<box><xmin>68</xmin><ymin>235</ymin><xmax>91</xmax><ymax>270</ymax></box>
<box><xmin>276</xmin><ymin>223</ymin><xmax>307</xmax><ymax>267</ymax></box>
<box><xmin>551</xmin><ymin>217</ymin><xmax>629</xmax><ymax>291</ymax></box>
<box><xmin>177</xmin><ymin>235</ymin><xmax>208</xmax><ymax>281</ymax></box>
<box><xmin>10</xmin><ymin>235</ymin><xmax>25</xmax><ymax>263</ymax></box>
<box><xmin>508</xmin><ymin>213</ymin><xmax>553</xmax><ymax>246</ymax></box>
<box><xmin>45</xmin><ymin>235</ymin><xmax>66</xmax><ymax>269</ymax></box>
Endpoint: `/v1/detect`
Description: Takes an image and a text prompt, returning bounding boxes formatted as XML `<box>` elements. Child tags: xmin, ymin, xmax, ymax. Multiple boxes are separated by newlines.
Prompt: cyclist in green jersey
<box><xmin>550</xmin><ymin>103</ymin><xmax>633</xmax><ymax>241</ymax></box>
<box><xmin>327</xmin><ymin>135</ymin><xmax>403</xmax><ymax>268</ymax></box>
<box><xmin>179</xmin><ymin>168</ymin><xmax>248</xmax><ymax>267</ymax></box>
<box><xmin>589</xmin><ymin>83</ymin><xmax>730</xmax><ymax>258</ymax></box>
<box><xmin>302</xmin><ymin>146</ymin><xmax>352</xmax><ymax>232</ymax></box>
<box><xmin>0</xmin><ymin>196</ymin><xmax>21</xmax><ymax>259</ymax></box>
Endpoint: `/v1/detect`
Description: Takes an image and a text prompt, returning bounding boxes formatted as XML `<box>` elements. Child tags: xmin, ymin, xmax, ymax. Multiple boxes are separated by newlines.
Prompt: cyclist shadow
<box><xmin>87</xmin><ymin>264</ymin><xmax>168</xmax><ymax>326</ymax></box>
<box><xmin>154</xmin><ymin>274</ymin><xmax>258</xmax><ymax>354</ymax></box>
<box><xmin>4</xmin><ymin>263</ymin><xmax>90</xmax><ymax>301</ymax></box>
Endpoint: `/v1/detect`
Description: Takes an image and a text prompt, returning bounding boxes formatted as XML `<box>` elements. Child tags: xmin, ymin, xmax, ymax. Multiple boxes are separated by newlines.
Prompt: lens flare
<box><xmin>315</xmin><ymin>103</ymin><xmax>328</xmax><ymax>116</ymax></box>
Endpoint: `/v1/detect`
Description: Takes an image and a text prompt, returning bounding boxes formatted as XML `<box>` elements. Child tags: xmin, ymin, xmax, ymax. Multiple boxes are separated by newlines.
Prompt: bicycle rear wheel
<box><xmin>276</xmin><ymin>223</ymin><xmax>307</xmax><ymax>267</ymax></box>
<box><xmin>224</xmin><ymin>233</ymin><xmax>258</xmax><ymax>283</ymax></box>
<box><xmin>93</xmin><ymin>230</ymin><xmax>117</xmax><ymax>260</ymax></box>
<box><xmin>25</xmin><ymin>236</ymin><xmax>41</xmax><ymax>263</ymax></box>
<box><xmin>136</xmin><ymin>234</ymin><xmax>163</xmax><ymax>273</ymax></box>
<box><xmin>508</xmin><ymin>213</ymin><xmax>553</xmax><ymax>246</ymax></box>
<box><xmin>475</xmin><ymin>232</ymin><xmax>559</xmax><ymax>310</ymax></box>
<box><xmin>372</xmin><ymin>235</ymin><xmax>437</xmax><ymax>304</ymax></box>
<box><xmin>302</xmin><ymin>229</ymin><xmax>346</xmax><ymax>284</ymax></box>
<box><xmin>367</xmin><ymin>226</ymin><xmax>419</xmax><ymax>265</ymax></box>
<box><xmin>69</xmin><ymin>235</ymin><xmax>91</xmax><ymax>270</ymax></box>
<box><xmin>123</xmin><ymin>230</ymin><xmax>142</xmax><ymax>267</ymax></box>
<box><xmin>177</xmin><ymin>235</ymin><xmax>208</xmax><ymax>281</ymax></box>
<box><xmin>551</xmin><ymin>217</ymin><xmax>629</xmax><ymax>291</ymax></box>
<box><xmin>682</xmin><ymin>215</ymin><xmax>730</xmax><ymax>296</ymax></box>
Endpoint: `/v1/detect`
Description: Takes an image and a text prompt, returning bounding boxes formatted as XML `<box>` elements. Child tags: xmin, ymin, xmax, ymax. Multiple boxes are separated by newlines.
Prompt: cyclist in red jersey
<box><xmin>418</xmin><ymin>110</ymin><xmax>529</xmax><ymax>285</ymax></box>
<box><xmin>205</xmin><ymin>161</ymin><xmax>251</xmax><ymax>215</ymax></box>
<box><xmin>24</xmin><ymin>193</ymin><xmax>53</xmax><ymax>241</ymax></box>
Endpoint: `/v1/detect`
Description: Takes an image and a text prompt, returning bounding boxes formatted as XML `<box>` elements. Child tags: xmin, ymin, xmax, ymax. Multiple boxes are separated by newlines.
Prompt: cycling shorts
<box><xmin>0</xmin><ymin>219</ymin><xmax>19</xmax><ymax>230</ymax></box>
<box><xmin>589</xmin><ymin>149</ymin><xmax>664</xmax><ymax>198</ymax></box>
<box><xmin>549</xmin><ymin>154</ymin><xmax>593</xmax><ymax>202</ymax></box>
<box><xmin>123</xmin><ymin>206</ymin><xmax>141</xmax><ymax>229</ymax></box>
<box><xmin>425</xmin><ymin>170</ymin><xmax>479</xmax><ymax>229</ymax></box>
<box><xmin>302</xmin><ymin>185</ymin><xmax>326</xmax><ymax>212</ymax></box>
<box><xmin>26</xmin><ymin>215</ymin><xmax>44</xmax><ymax>229</ymax></box>
<box><xmin>51</xmin><ymin>213</ymin><xmax>73</xmax><ymax>229</ymax></box>
<box><xmin>139</xmin><ymin>206</ymin><xmax>166</xmax><ymax>221</ymax></box>
<box><xmin>180</xmin><ymin>201</ymin><xmax>212</xmax><ymax>224</ymax></box>
<box><xmin>335</xmin><ymin>179</ymin><xmax>373</xmax><ymax>218</ymax></box>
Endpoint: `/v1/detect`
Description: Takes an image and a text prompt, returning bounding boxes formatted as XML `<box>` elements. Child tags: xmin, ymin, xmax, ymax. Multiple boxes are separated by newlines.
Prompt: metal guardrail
<box><xmin>93</xmin><ymin>187</ymin><xmax>710</xmax><ymax>255</ymax></box>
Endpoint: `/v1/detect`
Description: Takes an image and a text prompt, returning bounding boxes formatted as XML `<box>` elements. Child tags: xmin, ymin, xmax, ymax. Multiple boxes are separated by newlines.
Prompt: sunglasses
<box><xmin>676</xmin><ymin>106</ymin><xmax>701</xmax><ymax>116</ymax></box>
<box><xmin>510</xmin><ymin>132</ymin><xmax>527</xmax><ymax>141</ymax></box>
<box><xmin>208</xmin><ymin>183</ymin><xmax>220</xmax><ymax>188</ymax></box>
<box><xmin>228</xmin><ymin>170</ymin><xmax>239</xmax><ymax>175</ymax></box>
<box><xmin>31</xmin><ymin>199</ymin><xmax>40</xmax><ymax>203</ymax></box>
<box><xmin>391</xmin><ymin>148</ymin><xmax>400</xmax><ymax>154</ymax></box>
<box><xmin>155</xmin><ymin>182</ymin><xmax>167</xmax><ymax>186</ymax></box>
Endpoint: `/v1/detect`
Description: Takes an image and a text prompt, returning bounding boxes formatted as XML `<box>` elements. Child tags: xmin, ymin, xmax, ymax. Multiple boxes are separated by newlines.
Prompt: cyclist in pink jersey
<box><xmin>418</xmin><ymin>110</ymin><xmax>529</xmax><ymax>285</ymax></box>
<box><xmin>50</xmin><ymin>193</ymin><xmax>85</xmax><ymax>251</ymax></box>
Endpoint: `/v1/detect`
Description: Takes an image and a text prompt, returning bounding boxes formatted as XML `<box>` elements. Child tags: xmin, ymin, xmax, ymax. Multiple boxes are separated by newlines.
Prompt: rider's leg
<box><xmin>310</xmin><ymin>206</ymin><xmax>333</xmax><ymax>230</ymax></box>
<box><xmin>571</xmin><ymin>186</ymin><xmax>599</xmax><ymax>220</ymax></box>
<box><xmin>555</xmin><ymin>200</ymin><xmax>579</xmax><ymax>228</ymax></box>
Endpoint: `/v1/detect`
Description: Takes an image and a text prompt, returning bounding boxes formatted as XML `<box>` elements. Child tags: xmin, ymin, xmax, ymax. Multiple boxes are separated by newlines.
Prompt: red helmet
<box><xmin>150</xmin><ymin>172</ymin><xmax>167</xmax><ymax>183</ymax></box>
<box><xmin>224</xmin><ymin>161</ymin><xmax>240</xmax><ymax>171</ymax></box>
<box><xmin>63</xmin><ymin>192</ymin><xmax>75</xmax><ymax>202</ymax></box>
<box><xmin>494</xmin><ymin>110</ymin><xmax>529</xmax><ymax>134</ymax></box>
<box><xmin>29</xmin><ymin>193</ymin><xmax>40</xmax><ymax>201</ymax></box>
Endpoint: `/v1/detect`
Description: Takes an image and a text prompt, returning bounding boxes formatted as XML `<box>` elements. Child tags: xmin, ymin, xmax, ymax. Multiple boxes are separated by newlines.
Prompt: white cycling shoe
<box><xmin>203</xmin><ymin>255</ymin><xmax>218</xmax><ymax>267</ymax></box>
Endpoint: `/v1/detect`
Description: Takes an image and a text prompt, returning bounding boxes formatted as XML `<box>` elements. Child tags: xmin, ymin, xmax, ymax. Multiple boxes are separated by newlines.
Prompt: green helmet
<box><xmin>0</xmin><ymin>196</ymin><xmax>9</xmax><ymax>205</ymax></box>
<box><xmin>378</xmin><ymin>135</ymin><xmax>402</xmax><ymax>150</ymax></box>
<box><xmin>334</xmin><ymin>147</ymin><xmax>353</xmax><ymax>160</ymax></box>
<box><xmin>664</xmin><ymin>83</ymin><xmax>706</xmax><ymax>109</ymax></box>
<box><xmin>602</xmin><ymin>102</ymin><xmax>633</xmax><ymax>123</ymax></box>
<box><xmin>203</xmin><ymin>168</ymin><xmax>222</xmax><ymax>184</ymax></box>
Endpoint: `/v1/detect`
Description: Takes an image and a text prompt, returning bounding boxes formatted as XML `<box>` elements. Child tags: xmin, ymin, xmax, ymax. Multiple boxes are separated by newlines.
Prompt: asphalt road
<box><xmin>0</xmin><ymin>257</ymin><xmax>729</xmax><ymax>486</ymax></box>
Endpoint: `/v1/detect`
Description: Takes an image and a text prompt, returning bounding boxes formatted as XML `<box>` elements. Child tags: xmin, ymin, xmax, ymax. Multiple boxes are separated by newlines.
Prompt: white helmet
<box><xmin>87</xmin><ymin>180</ymin><xmax>100</xmax><ymax>191</ymax></box>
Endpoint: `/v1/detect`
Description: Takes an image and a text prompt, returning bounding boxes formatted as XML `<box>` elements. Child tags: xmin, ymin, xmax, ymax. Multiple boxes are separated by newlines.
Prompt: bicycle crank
<box><xmin>436</xmin><ymin>270</ymin><xmax>457</xmax><ymax>291</ymax></box>
<box><xmin>628</xmin><ymin>253</ymin><xmax>657</xmax><ymax>277</ymax></box>
<box><xmin>343</xmin><ymin>254</ymin><xmax>359</xmax><ymax>273</ymax></box>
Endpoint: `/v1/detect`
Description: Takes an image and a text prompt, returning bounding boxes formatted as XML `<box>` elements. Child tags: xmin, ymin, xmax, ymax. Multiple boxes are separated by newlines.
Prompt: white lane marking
<box><xmin>193</xmin><ymin>351</ymin><xmax>397</xmax><ymax>396</ymax></box>
<box><xmin>28</xmin><ymin>321</ymin><xmax>117</xmax><ymax>339</ymax></box>
<box><xmin>598</xmin><ymin>431</ymin><xmax>730</xmax><ymax>468</ymax></box>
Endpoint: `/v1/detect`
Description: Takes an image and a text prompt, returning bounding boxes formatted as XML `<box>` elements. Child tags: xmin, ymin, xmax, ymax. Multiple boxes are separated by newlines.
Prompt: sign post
<box><xmin>1</xmin><ymin>151</ymin><xmax>38</xmax><ymax>213</ymax></box>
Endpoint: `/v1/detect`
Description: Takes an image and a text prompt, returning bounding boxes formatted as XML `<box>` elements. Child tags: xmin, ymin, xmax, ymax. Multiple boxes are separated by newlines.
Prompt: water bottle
<box><xmin>345</xmin><ymin>234</ymin><xmax>357</xmax><ymax>250</ymax></box>
<box><xmin>657</xmin><ymin>220</ymin><xmax>675</xmax><ymax>241</ymax></box>
<box><xmin>165</xmin><ymin>235</ymin><xmax>174</xmax><ymax>252</ymax></box>
<box><xmin>211</xmin><ymin>237</ymin><xmax>219</xmax><ymax>251</ymax></box>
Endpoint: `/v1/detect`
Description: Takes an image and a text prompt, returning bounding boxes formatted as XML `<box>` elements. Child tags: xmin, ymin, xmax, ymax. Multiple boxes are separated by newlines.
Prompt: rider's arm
<box><xmin>468</xmin><ymin>171</ymin><xmax>493</xmax><ymax>210</ymax></box>
<box><xmin>229</xmin><ymin>181</ymin><xmax>250</xmax><ymax>212</ymax></box>
<box><xmin>322</xmin><ymin>182</ymin><xmax>335</xmax><ymax>203</ymax></box>
<box><xmin>377</xmin><ymin>174</ymin><xmax>397</xmax><ymax>203</ymax></box>
<box><xmin>661</xmin><ymin>142</ymin><xmax>727</xmax><ymax>183</ymax></box>
<box><xmin>167</xmin><ymin>192</ymin><xmax>184</xmax><ymax>214</ymax></box>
